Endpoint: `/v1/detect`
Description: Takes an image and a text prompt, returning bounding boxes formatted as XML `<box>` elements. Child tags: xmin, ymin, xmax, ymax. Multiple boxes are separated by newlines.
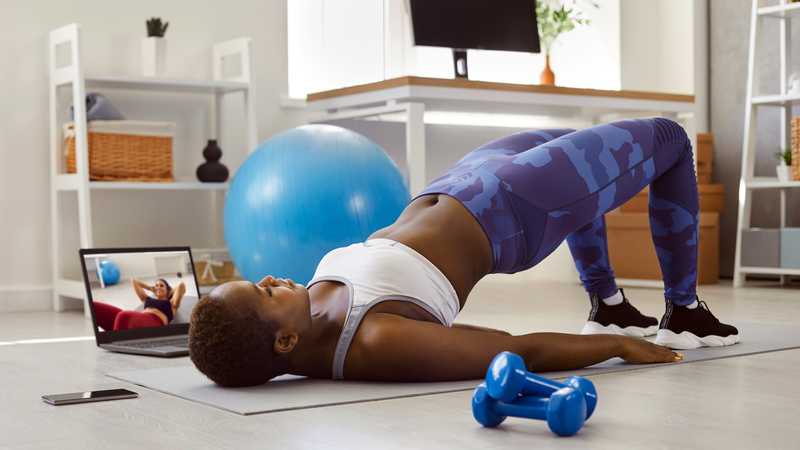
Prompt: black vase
<box><xmin>196</xmin><ymin>139</ymin><xmax>229</xmax><ymax>182</ymax></box>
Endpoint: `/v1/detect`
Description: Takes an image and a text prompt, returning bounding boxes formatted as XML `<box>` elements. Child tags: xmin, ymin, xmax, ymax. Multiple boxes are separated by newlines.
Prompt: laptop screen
<box><xmin>80</xmin><ymin>247</ymin><xmax>201</xmax><ymax>342</ymax></box>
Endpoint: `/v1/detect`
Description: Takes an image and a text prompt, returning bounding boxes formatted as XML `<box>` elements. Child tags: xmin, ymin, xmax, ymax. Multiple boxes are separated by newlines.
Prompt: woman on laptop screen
<box><xmin>94</xmin><ymin>278</ymin><xmax>186</xmax><ymax>331</ymax></box>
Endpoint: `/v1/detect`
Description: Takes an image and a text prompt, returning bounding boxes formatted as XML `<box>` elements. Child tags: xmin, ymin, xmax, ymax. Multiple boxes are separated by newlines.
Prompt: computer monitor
<box><xmin>408</xmin><ymin>0</ymin><xmax>540</xmax><ymax>79</ymax></box>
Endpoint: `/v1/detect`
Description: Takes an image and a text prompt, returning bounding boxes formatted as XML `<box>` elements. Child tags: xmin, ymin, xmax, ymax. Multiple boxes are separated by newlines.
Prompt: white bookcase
<box><xmin>48</xmin><ymin>24</ymin><xmax>258</xmax><ymax>313</ymax></box>
<box><xmin>733</xmin><ymin>1</ymin><xmax>800</xmax><ymax>286</ymax></box>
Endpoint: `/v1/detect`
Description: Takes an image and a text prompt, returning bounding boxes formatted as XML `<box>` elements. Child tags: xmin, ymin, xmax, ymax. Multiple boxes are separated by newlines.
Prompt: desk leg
<box><xmin>405</xmin><ymin>102</ymin><xmax>426</xmax><ymax>195</ymax></box>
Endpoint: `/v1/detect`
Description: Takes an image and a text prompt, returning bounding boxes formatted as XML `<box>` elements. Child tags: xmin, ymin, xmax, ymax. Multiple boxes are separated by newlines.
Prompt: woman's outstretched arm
<box><xmin>171</xmin><ymin>282</ymin><xmax>187</xmax><ymax>311</ymax></box>
<box><xmin>345</xmin><ymin>313</ymin><xmax>681</xmax><ymax>382</ymax></box>
<box><xmin>132</xmin><ymin>279</ymin><xmax>151</xmax><ymax>302</ymax></box>
<box><xmin>451</xmin><ymin>323</ymin><xmax>511</xmax><ymax>335</ymax></box>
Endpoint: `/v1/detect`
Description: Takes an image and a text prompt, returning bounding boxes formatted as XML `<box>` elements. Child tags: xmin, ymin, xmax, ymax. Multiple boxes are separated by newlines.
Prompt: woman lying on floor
<box><xmin>189</xmin><ymin>118</ymin><xmax>738</xmax><ymax>387</ymax></box>
<box><xmin>94</xmin><ymin>278</ymin><xmax>186</xmax><ymax>331</ymax></box>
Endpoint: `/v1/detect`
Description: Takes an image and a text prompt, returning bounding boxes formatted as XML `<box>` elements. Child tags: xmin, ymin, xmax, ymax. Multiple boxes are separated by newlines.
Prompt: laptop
<box><xmin>80</xmin><ymin>246</ymin><xmax>203</xmax><ymax>357</ymax></box>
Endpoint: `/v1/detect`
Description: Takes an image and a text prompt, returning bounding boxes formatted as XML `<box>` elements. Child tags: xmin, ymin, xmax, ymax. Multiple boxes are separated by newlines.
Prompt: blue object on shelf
<box><xmin>70</xmin><ymin>93</ymin><xmax>125</xmax><ymax>121</ymax></box>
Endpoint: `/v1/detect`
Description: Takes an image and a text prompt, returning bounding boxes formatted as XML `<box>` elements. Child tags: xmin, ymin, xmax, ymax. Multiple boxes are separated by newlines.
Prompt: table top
<box><xmin>307</xmin><ymin>76</ymin><xmax>695</xmax><ymax>104</ymax></box>
<box><xmin>305</xmin><ymin>76</ymin><xmax>695</xmax><ymax>116</ymax></box>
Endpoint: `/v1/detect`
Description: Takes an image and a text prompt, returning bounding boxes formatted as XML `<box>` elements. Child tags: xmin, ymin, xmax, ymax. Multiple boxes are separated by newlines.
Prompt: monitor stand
<box><xmin>452</xmin><ymin>49</ymin><xmax>468</xmax><ymax>79</ymax></box>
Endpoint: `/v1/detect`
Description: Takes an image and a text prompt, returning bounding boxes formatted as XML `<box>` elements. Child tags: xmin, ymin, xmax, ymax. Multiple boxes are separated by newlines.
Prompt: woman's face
<box><xmin>154</xmin><ymin>280</ymin><xmax>170</xmax><ymax>300</ymax></box>
<box><xmin>219</xmin><ymin>276</ymin><xmax>312</xmax><ymax>335</ymax></box>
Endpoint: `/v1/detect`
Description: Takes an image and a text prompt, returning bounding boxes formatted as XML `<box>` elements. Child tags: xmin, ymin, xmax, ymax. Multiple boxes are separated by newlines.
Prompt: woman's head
<box><xmin>154</xmin><ymin>279</ymin><xmax>172</xmax><ymax>300</ymax></box>
<box><xmin>188</xmin><ymin>276</ymin><xmax>311</xmax><ymax>387</ymax></box>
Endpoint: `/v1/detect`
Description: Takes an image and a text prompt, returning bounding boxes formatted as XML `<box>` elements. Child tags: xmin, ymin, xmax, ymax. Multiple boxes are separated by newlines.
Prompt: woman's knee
<box><xmin>651</xmin><ymin>117</ymin><xmax>690</xmax><ymax>149</ymax></box>
<box><xmin>113</xmin><ymin>311</ymin><xmax>133</xmax><ymax>330</ymax></box>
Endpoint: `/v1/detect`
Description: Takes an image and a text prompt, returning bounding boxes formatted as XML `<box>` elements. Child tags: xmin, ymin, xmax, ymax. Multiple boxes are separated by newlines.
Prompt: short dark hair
<box><xmin>189</xmin><ymin>295</ymin><xmax>283</xmax><ymax>387</ymax></box>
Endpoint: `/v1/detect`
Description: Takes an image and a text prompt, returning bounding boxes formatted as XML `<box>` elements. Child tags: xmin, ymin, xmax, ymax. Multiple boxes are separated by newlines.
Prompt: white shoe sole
<box><xmin>654</xmin><ymin>329</ymin><xmax>740</xmax><ymax>349</ymax></box>
<box><xmin>581</xmin><ymin>321</ymin><xmax>658</xmax><ymax>338</ymax></box>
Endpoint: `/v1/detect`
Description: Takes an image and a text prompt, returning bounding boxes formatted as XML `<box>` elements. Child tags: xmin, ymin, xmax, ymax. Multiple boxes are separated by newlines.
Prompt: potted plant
<box><xmin>536</xmin><ymin>0</ymin><xmax>596</xmax><ymax>86</ymax></box>
<box><xmin>142</xmin><ymin>17</ymin><xmax>169</xmax><ymax>77</ymax></box>
<box><xmin>776</xmin><ymin>148</ymin><xmax>792</xmax><ymax>182</ymax></box>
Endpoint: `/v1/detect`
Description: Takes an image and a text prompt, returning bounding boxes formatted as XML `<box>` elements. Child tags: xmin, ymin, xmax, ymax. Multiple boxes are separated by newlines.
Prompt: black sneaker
<box><xmin>581</xmin><ymin>289</ymin><xmax>659</xmax><ymax>337</ymax></box>
<box><xmin>654</xmin><ymin>299</ymin><xmax>739</xmax><ymax>349</ymax></box>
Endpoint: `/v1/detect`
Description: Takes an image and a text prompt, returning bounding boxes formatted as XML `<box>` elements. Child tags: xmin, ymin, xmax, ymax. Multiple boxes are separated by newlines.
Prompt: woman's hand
<box><xmin>618</xmin><ymin>336</ymin><xmax>683</xmax><ymax>364</ymax></box>
<box><xmin>132</xmin><ymin>278</ymin><xmax>150</xmax><ymax>302</ymax></box>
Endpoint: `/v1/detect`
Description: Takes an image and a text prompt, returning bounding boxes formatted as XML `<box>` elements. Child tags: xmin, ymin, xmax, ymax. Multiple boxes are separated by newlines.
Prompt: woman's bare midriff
<box><xmin>368</xmin><ymin>194</ymin><xmax>493</xmax><ymax>309</ymax></box>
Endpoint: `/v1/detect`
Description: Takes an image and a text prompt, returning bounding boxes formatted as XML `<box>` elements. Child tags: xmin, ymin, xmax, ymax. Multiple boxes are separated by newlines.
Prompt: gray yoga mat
<box><xmin>108</xmin><ymin>322</ymin><xmax>800</xmax><ymax>415</ymax></box>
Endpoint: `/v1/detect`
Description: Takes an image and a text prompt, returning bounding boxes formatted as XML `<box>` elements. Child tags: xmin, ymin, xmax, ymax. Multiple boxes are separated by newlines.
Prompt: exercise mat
<box><xmin>107</xmin><ymin>322</ymin><xmax>800</xmax><ymax>415</ymax></box>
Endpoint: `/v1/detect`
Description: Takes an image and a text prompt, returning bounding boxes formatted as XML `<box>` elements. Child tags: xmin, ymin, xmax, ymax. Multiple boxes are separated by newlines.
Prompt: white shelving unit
<box><xmin>48</xmin><ymin>24</ymin><xmax>258</xmax><ymax>313</ymax></box>
<box><xmin>733</xmin><ymin>1</ymin><xmax>799</xmax><ymax>285</ymax></box>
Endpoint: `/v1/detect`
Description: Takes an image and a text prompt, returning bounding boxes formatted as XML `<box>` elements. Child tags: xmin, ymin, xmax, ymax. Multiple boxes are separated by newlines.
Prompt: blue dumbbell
<box><xmin>472</xmin><ymin>383</ymin><xmax>586</xmax><ymax>436</ymax></box>
<box><xmin>485</xmin><ymin>351</ymin><xmax>598</xmax><ymax>419</ymax></box>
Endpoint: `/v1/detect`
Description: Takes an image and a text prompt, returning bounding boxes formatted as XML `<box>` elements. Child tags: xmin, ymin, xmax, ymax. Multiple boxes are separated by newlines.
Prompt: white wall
<box><xmin>288</xmin><ymin>0</ymin><xmax>385</xmax><ymax>98</ymax></box>
<box><xmin>405</xmin><ymin>0</ymin><xmax>621</xmax><ymax>89</ymax></box>
<box><xmin>289</xmin><ymin>0</ymin><xmax>621</xmax><ymax>98</ymax></box>
<box><xmin>620</xmin><ymin>0</ymin><xmax>695</xmax><ymax>94</ymax></box>
<box><xmin>102</xmin><ymin>251</ymin><xmax>189</xmax><ymax>280</ymax></box>
<box><xmin>0</xmin><ymin>0</ymin><xmax>301</xmax><ymax>310</ymax></box>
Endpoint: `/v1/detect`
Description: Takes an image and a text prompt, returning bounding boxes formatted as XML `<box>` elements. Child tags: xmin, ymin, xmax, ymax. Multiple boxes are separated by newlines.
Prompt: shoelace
<box><xmin>697</xmin><ymin>299</ymin><xmax>721</xmax><ymax>324</ymax></box>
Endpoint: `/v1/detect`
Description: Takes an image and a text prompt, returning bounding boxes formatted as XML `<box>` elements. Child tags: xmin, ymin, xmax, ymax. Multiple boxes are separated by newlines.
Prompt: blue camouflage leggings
<box><xmin>415</xmin><ymin>118</ymin><xmax>698</xmax><ymax>305</ymax></box>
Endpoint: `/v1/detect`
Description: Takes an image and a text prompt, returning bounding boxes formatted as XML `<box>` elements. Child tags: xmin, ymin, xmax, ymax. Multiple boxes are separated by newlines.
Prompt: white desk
<box><xmin>306</xmin><ymin>76</ymin><xmax>696</xmax><ymax>194</ymax></box>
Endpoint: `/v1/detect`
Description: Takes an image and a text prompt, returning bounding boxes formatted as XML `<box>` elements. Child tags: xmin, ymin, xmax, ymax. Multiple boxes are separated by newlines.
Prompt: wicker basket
<box><xmin>792</xmin><ymin>117</ymin><xmax>800</xmax><ymax>181</ymax></box>
<box><xmin>64</xmin><ymin>121</ymin><xmax>175</xmax><ymax>182</ymax></box>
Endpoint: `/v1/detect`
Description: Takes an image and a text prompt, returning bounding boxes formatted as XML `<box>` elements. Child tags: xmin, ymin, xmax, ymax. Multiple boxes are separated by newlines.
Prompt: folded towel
<box><xmin>70</xmin><ymin>93</ymin><xmax>125</xmax><ymax>121</ymax></box>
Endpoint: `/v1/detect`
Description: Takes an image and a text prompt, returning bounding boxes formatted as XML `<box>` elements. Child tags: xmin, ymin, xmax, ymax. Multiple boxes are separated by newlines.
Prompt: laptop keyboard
<box><xmin>122</xmin><ymin>337</ymin><xmax>188</xmax><ymax>349</ymax></box>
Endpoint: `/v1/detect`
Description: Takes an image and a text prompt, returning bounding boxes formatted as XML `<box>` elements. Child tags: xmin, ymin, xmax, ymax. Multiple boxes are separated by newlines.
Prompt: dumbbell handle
<box><xmin>492</xmin><ymin>395</ymin><xmax>549</xmax><ymax>421</ymax></box>
<box><xmin>513</xmin><ymin>369</ymin><xmax>565</xmax><ymax>397</ymax></box>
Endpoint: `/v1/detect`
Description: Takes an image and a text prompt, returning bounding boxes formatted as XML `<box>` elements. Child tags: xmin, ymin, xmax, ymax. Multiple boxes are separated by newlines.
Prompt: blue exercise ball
<box><xmin>224</xmin><ymin>124</ymin><xmax>409</xmax><ymax>284</ymax></box>
<box><xmin>99</xmin><ymin>260</ymin><xmax>121</xmax><ymax>286</ymax></box>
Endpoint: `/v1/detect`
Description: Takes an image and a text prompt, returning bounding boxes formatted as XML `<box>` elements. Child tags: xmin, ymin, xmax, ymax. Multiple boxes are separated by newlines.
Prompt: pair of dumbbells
<box><xmin>472</xmin><ymin>351</ymin><xmax>598</xmax><ymax>436</ymax></box>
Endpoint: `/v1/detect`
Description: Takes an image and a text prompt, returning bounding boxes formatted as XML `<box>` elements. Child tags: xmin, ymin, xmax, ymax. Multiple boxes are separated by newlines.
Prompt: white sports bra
<box><xmin>308</xmin><ymin>238</ymin><xmax>460</xmax><ymax>379</ymax></box>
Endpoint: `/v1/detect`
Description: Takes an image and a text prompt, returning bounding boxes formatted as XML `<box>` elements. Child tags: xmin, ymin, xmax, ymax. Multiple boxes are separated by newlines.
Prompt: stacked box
<box><xmin>741</xmin><ymin>229</ymin><xmax>781</xmax><ymax>268</ymax></box>
<box><xmin>780</xmin><ymin>228</ymin><xmax>800</xmax><ymax>269</ymax></box>
<box><xmin>696</xmin><ymin>133</ymin><xmax>713</xmax><ymax>184</ymax></box>
<box><xmin>620</xmin><ymin>184</ymin><xmax>724</xmax><ymax>213</ymax></box>
<box><xmin>606</xmin><ymin>212</ymin><xmax>719</xmax><ymax>284</ymax></box>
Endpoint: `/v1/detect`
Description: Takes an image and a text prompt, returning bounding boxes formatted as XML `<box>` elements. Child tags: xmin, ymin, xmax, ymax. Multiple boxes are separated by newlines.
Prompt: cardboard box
<box><xmin>194</xmin><ymin>260</ymin><xmax>241</xmax><ymax>286</ymax></box>
<box><xmin>620</xmin><ymin>184</ymin><xmax>725</xmax><ymax>214</ymax></box>
<box><xmin>606</xmin><ymin>212</ymin><xmax>719</xmax><ymax>284</ymax></box>
<box><xmin>697</xmin><ymin>133</ymin><xmax>713</xmax><ymax>184</ymax></box>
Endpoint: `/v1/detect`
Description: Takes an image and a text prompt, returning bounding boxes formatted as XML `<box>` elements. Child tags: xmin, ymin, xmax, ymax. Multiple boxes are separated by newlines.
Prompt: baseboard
<box><xmin>0</xmin><ymin>285</ymin><xmax>55</xmax><ymax>312</ymax></box>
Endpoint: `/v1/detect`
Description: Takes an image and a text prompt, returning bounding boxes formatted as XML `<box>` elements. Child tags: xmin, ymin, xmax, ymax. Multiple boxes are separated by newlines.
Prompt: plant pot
<box><xmin>776</xmin><ymin>164</ymin><xmax>791</xmax><ymax>182</ymax></box>
<box><xmin>141</xmin><ymin>37</ymin><xmax>166</xmax><ymax>77</ymax></box>
<box><xmin>540</xmin><ymin>54</ymin><xmax>555</xmax><ymax>86</ymax></box>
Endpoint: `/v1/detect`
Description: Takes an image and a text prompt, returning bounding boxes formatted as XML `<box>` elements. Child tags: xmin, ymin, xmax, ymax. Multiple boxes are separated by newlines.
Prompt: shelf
<box><xmin>746</xmin><ymin>177</ymin><xmax>800</xmax><ymax>189</ymax></box>
<box><xmin>740</xmin><ymin>266</ymin><xmax>800</xmax><ymax>276</ymax></box>
<box><xmin>751</xmin><ymin>93</ymin><xmax>800</xmax><ymax>106</ymax></box>
<box><xmin>82</xmin><ymin>76</ymin><xmax>249</xmax><ymax>94</ymax></box>
<box><xmin>91</xmin><ymin>180</ymin><xmax>228</xmax><ymax>191</ymax></box>
<box><xmin>758</xmin><ymin>2</ymin><xmax>800</xmax><ymax>17</ymax></box>
<box><xmin>55</xmin><ymin>175</ymin><xmax>228</xmax><ymax>191</ymax></box>
<box><xmin>55</xmin><ymin>278</ymin><xmax>86</xmax><ymax>300</ymax></box>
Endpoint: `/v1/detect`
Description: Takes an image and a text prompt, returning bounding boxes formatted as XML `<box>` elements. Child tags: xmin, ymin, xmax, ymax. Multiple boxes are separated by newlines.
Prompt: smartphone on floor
<box><xmin>42</xmin><ymin>388</ymin><xmax>138</xmax><ymax>405</ymax></box>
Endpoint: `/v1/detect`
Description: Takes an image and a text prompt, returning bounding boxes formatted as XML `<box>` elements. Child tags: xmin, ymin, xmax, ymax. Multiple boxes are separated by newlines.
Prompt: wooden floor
<box><xmin>1</xmin><ymin>279</ymin><xmax>798</xmax><ymax>449</ymax></box>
